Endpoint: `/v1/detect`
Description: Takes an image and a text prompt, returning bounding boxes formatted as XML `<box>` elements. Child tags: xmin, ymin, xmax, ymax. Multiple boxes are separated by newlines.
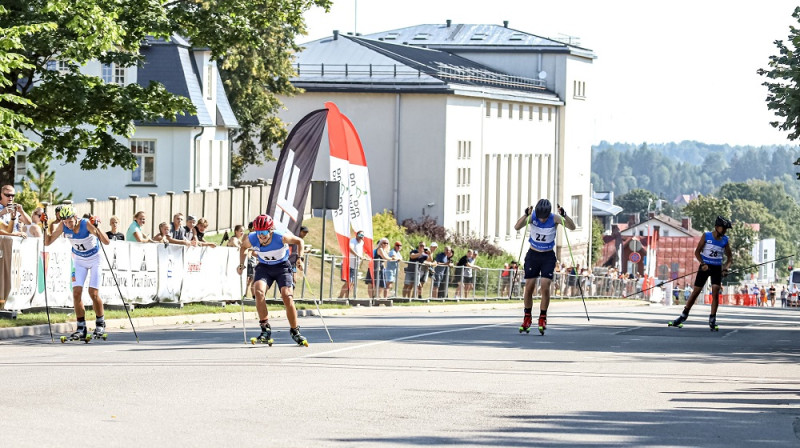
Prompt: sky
<box><xmin>301</xmin><ymin>0</ymin><xmax>799</xmax><ymax>147</ymax></box>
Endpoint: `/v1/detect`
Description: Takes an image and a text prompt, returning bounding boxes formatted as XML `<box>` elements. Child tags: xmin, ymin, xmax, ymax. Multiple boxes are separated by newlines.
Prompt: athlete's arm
<box><xmin>723</xmin><ymin>243</ymin><xmax>733</xmax><ymax>271</ymax></box>
<box><xmin>88</xmin><ymin>220</ymin><xmax>111</xmax><ymax>245</ymax></box>
<box><xmin>237</xmin><ymin>237</ymin><xmax>252</xmax><ymax>275</ymax></box>
<box><xmin>46</xmin><ymin>221</ymin><xmax>65</xmax><ymax>245</ymax></box>
<box><xmin>514</xmin><ymin>206</ymin><xmax>533</xmax><ymax>231</ymax></box>
<box><xmin>694</xmin><ymin>236</ymin><xmax>706</xmax><ymax>267</ymax></box>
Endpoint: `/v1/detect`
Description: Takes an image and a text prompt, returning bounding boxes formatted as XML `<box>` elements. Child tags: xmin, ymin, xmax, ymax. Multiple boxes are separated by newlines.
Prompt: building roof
<box><xmin>592</xmin><ymin>197</ymin><xmax>623</xmax><ymax>217</ymax></box>
<box><xmin>624</xmin><ymin>214</ymin><xmax>702</xmax><ymax>238</ymax></box>
<box><xmin>360</xmin><ymin>23</ymin><xmax>596</xmax><ymax>59</ymax></box>
<box><xmin>136</xmin><ymin>36</ymin><xmax>238</xmax><ymax>128</ymax></box>
<box><xmin>292</xmin><ymin>34</ymin><xmax>560</xmax><ymax>101</ymax></box>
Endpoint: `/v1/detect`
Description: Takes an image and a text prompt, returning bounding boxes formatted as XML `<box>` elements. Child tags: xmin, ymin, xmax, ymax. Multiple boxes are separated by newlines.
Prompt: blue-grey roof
<box><xmin>361</xmin><ymin>23</ymin><xmax>595</xmax><ymax>59</ymax></box>
<box><xmin>293</xmin><ymin>34</ymin><xmax>560</xmax><ymax>100</ymax></box>
<box><xmin>215</xmin><ymin>72</ymin><xmax>239</xmax><ymax>128</ymax></box>
<box><xmin>135</xmin><ymin>36</ymin><xmax>215</xmax><ymax>127</ymax></box>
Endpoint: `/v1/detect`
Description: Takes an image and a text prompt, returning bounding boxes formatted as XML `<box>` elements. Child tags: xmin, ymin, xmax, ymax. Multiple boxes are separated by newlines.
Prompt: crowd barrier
<box><xmin>0</xmin><ymin>236</ymin><xmax>243</xmax><ymax>310</ymax></box>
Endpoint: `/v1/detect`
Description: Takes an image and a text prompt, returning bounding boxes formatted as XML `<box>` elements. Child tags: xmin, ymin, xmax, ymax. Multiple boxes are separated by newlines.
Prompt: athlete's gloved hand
<box><xmin>557</xmin><ymin>203</ymin><xmax>567</xmax><ymax>217</ymax></box>
<box><xmin>722</xmin><ymin>268</ymin><xmax>729</xmax><ymax>277</ymax></box>
<box><xmin>40</xmin><ymin>212</ymin><xmax>48</xmax><ymax>224</ymax></box>
<box><xmin>524</xmin><ymin>206</ymin><xmax>533</xmax><ymax>216</ymax></box>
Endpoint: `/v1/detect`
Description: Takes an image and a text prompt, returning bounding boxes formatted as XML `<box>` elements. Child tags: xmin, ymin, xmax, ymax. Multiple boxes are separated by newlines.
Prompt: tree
<box><xmin>725</xmin><ymin>222</ymin><xmax>757</xmax><ymax>284</ymax></box>
<box><xmin>758</xmin><ymin>6</ymin><xmax>800</xmax><ymax>143</ymax></box>
<box><xmin>682</xmin><ymin>195</ymin><xmax>732</xmax><ymax>232</ymax></box>
<box><xmin>1</xmin><ymin>0</ymin><xmax>330</xmax><ymax>178</ymax></box>
<box><xmin>591</xmin><ymin>217</ymin><xmax>604</xmax><ymax>267</ymax></box>
<box><xmin>23</xmin><ymin>157</ymin><xmax>72</xmax><ymax>204</ymax></box>
<box><xmin>615</xmin><ymin>188</ymin><xmax>658</xmax><ymax>222</ymax></box>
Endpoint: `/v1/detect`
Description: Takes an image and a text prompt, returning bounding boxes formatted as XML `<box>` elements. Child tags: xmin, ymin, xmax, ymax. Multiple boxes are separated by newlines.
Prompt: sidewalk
<box><xmin>0</xmin><ymin>299</ymin><xmax>646</xmax><ymax>340</ymax></box>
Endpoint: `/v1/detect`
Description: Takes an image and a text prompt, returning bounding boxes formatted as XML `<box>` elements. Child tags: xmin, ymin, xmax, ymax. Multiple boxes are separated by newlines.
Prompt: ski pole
<box><xmin>40</xmin><ymin>204</ymin><xmax>54</xmax><ymax>343</ymax></box>
<box><xmin>239</xmin><ymin>266</ymin><xmax>247</xmax><ymax>344</ymax></box>
<box><xmin>300</xmin><ymin>273</ymin><xmax>333</xmax><ymax>342</ymax></box>
<box><xmin>622</xmin><ymin>253</ymin><xmax>796</xmax><ymax>299</ymax></box>
<box><xmin>510</xmin><ymin>213</ymin><xmax>529</xmax><ymax>300</ymax></box>
<box><xmin>558</xmin><ymin>205</ymin><xmax>589</xmax><ymax>321</ymax></box>
<box><xmin>97</xmin><ymin>236</ymin><xmax>139</xmax><ymax>343</ymax></box>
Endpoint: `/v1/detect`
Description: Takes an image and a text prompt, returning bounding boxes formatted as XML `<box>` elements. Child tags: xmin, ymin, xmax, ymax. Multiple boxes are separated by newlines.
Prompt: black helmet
<box><xmin>535</xmin><ymin>199</ymin><xmax>552</xmax><ymax>220</ymax></box>
<box><xmin>715</xmin><ymin>216</ymin><xmax>732</xmax><ymax>229</ymax></box>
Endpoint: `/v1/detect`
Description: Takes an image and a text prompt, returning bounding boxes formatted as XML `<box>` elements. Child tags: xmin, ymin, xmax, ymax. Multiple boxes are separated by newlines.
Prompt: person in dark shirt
<box><xmin>106</xmin><ymin>215</ymin><xmax>125</xmax><ymax>241</ymax></box>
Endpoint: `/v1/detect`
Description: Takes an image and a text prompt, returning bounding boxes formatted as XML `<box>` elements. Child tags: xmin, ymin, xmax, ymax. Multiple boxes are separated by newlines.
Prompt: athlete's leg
<box><xmin>73</xmin><ymin>286</ymin><xmax>86</xmax><ymax>319</ymax></box>
<box><xmin>710</xmin><ymin>284</ymin><xmax>721</xmax><ymax>315</ymax></box>
<box><xmin>539</xmin><ymin>278</ymin><xmax>552</xmax><ymax>311</ymax></box>
<box><xmin>280</xmin><ymin>286</ymin><xmax>298</xmax><ymax>329</ymax></box>
<box><xmin>253</xmin><ymin>279</ymin><xmax>268</xmax><ymax>321</ymax></box>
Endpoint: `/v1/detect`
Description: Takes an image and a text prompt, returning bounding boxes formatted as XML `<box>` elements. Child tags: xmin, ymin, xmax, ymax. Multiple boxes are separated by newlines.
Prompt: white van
<box><xmin>788</xmin><ymin>270</ymin><xmax>800</xmax><ymax>306</ymax></box>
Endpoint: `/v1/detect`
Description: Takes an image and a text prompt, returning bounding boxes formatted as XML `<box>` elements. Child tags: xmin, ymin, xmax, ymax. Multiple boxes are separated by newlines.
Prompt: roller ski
<box><xmin>667</xmin><ymin>314</ymin><xmax>687</xmax><ymax>328</ymax></box>
<box><xmin>519</xmin><ymin>314</ymin><xmax>532</xmax><ymax>334</ymax></box>
<box><xmin>92</xmin><ymin>323</ymin><xmax>108</xmax><ymax>341</ymax></box>
<box><xmin>250</xmin><ymin>327</ymin><xmax>273</xmax><ymax>346</ymax></box>
<box><xmin>290</xmin><ymin>327</ymin><xmax>309</xmax><ymax>347</ymax></box>
<box><xmin>538</xmin><ymin>315</ymin><xmax>547</xmax><ymax>335</ymax></box>
<box><xmin>60</xmin><ymin>327</ymin><xmax>90</xmax><ymax>344</ymax></box>
<box><xmin>709</xmin><ymin>316</ymin><xmax>719</xmax><ymax>332</ymax></box>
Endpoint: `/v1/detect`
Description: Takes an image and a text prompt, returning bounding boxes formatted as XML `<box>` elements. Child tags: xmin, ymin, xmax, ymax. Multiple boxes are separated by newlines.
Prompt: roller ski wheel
<box><xmin>710</xmin><ymin>325</ymin><xmax>719</xmax><ymax>332</ymax></box>
<box><xmin>667</xmin><ymin>321</ymin><xmax>684</xmax><ymax>328</ymax></box>
<box><xmin>291</xmin><ymin>328</ymin><xmax>309</xmax><ymax>347</ymax></box>
<box><xmin>538</xmin><ymin>316</ymin><xmax>547</xmax><ymax>336</ymax></box>
<box><xmin>250</xmin><ymin>333</ymin><xmax>273</xmax><ymax>346</ymax></box>
<box><xmin>61</xmin><ymin>329</ymin><xmax>89</xmax><ymax>343</ymax></box>
<box><xmin>92</xmin><ymin>327</ymin><xmax>108</xmax><ymax>341</ymax></box>
<box><xmin>519</xmin><ymin>314</ymin><xmax>532</xmax><ymax>334</ymax></box>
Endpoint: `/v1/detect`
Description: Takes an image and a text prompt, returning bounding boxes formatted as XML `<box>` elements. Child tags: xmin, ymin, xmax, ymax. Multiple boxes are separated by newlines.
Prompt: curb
<box><xmin>0</xmin><ymin>299</ymin><xmax>644</xmax><ymax>340</ymax></box>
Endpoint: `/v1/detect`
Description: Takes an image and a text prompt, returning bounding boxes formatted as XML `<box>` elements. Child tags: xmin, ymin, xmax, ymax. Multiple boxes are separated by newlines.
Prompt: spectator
<box><xmin>791</xmin><ymin>284</ymin><xmax>799</xmax><ymax>307</ymax></box>
<box><xmin>371</xmin><ymin>237</ymin><xmax>391</xmax><ymax>298</ymax></box>
<box><xmin>194</xmin><ymin>218</ymin><xmax>217</xmax><ymax>247</ymax></box>
<box><xmin>385</xmin><ymin>241</ymin><xmax>403</xmax><ymax>297</ymax></box>
<box><xmin>227</xmin><ymin>225</ymin><xmax>245</xmax><ymax>248</ymax></box>
<box><xmin>500</xmin><ymin>263</ymin><xmax>511</xmax><ymax>297</ymax></box>
<box><xmin>126</xmin><ymin>211</ymin><xmax>151</xmax><ymax>242</ymax></box>
<box><xmin>751</xmin><ymin>284</ymin><xmax>760</xmax><ymax>306</ymax></box>
<box><xmin>152</xmin><ymin>222</ymin><xmax>171</xmax><ymax>244</ymax></box>
<box><xmin>106</xmin><ymin>215</ymin><xmax>125</xmax><ymax>241</ymax></box>
<box><xmin>186</xmin><ymin>215</ymin><xmax>198</xmax><ymax>242</ymax></box>
<box><xmin>24</xmin><ymin>207</ymin><xmax>43</xmax><ymax>238</ymax></box>
<box><xmin>780</xmin><ymin>285</ymin><xmax>788</xmax><ymax>308</ymax></box>
<box><xmin>760</xmin><ymin>286</ymin><xmax>767</xmax><ymax>307</ymax></box>
<box><xmin>338</xmin><ymin>230</ymin><xmax>367</xmax><ymax>298</ymax></box>
<box><xmin>288</xmin><ymin>226</ymin><xmax>309</xmax><ymax>285</ymax></box>
<box><xmin>432</xmin><ymin>245</ymin><xmax>454</xmax><ymax>299</ymax></box>
<box><xmin>509</xmin><ymin>261</ymin><xmax>521</xmax><ymax>296</ymax></box>
<box><xmin>402</xmin><ymin>241</ymin><xmax>431</xmax><ymax>298</ymax></box>
<box><xmin>768</xmin><ymin>284</ymin><xmax>776</xmax><ymax>307</ymax></box>
<box><xmin>455</xmin><ymin>249</ymin><xmax>480</xmax><ymax>298</ymax></box>
<box><xmin>169</xmin><ymin>213</ymin><xmax>194</xmax><ymax>244</ymax></box>
<box><xmin>0</xmin><ymin>185</ymin><xmax>30</xmax><ymax>233</ymax></box>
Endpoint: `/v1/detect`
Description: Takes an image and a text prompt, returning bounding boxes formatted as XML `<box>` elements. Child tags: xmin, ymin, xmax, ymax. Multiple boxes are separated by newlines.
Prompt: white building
<box><xmin>16</xmin><ymin>36</ymin><xmax>239</xmax><ymax>201</ymax></box>
<box><xmin>751</xmin><ymin>238</ymin><xmax>776</xmax><ymax>283</ymax></box>
<box><xmin>245</xmin><ymin>21</ymin><xmax>596</xmax><ymax>260</ymax></box>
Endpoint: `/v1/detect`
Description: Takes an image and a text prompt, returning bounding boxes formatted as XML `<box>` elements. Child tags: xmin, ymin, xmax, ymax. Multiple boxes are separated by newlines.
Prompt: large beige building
<box><xmin>245</xmin><ymin>21</ymin><xmax>596</xmax><ymax>262</ymax></box>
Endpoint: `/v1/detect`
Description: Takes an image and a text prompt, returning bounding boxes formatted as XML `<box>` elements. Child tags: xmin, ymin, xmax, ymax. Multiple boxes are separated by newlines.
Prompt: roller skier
<box><xmin>237</xmin><ymin>214</ymin><xmax>308</xmax><ymax>346</ymax></box>
<box><xmin>668</xmin><ymin>216</ymin><xmax>733</xmax><ymax>331</ymax></box>
<box><xmin>513</xmin><ymin>199</ymin><xmax>576</xmax><ymax>335</ymax></box>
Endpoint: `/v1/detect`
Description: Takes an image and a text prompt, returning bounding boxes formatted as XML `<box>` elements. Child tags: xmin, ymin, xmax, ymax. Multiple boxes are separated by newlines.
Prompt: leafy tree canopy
<box><xmin>758</xmin><ymin>6</ymin><xmax>800</xmax><ymax>142</ymax></box>
<box><xmin>0</xmin><ymin>0</ymin><xmax>330</xmax><ymax>178</ymax></box>
<box><xmin>614</xmin><ymin>188</ymin><xmax>658</xmax><ymax>222</ymax></box>
<box><xmin>682</xmin><ymin>195</ymin><xmax>732</xmax><ymax>232</ymax></box>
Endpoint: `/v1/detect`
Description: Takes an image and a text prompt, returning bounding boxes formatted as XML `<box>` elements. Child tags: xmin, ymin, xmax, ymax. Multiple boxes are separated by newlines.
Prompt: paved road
<box><xmin>1</xmin><ymin>301</ymin><xmax>799</xmax><ymax>447</ymax></box>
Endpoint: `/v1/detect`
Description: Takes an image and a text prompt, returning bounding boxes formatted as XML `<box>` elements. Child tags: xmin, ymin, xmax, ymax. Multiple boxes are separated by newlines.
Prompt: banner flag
<box><xmin>265</xmin><ymin>108</ymin><xmax>329</xmax><ymax>235</ymax></box>
<box><xmin>327</xmin><ymin>102</ymin><xmax>354</xmax><ymax>280</ymax></box>
<box><xmin>326</xmin><ymin>102</ymin><xmax>374</xmax><ymax>281</ymax></box>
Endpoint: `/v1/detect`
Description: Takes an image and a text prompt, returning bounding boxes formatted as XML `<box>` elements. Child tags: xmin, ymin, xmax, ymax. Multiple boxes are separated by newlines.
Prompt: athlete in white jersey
<box><xmin>513</xmin><ymin>199</ymin><xmax>575</xmax><ymax>335</ymax></box>
<box><xmin>47</xmin><ymin>205</ymin><xmax>111</xmax><ymax>340</ymax></box>
<box><xmin>669</xmin><ymin>216</ymin><xmax>733</xmax><ymax>330</ymax></box>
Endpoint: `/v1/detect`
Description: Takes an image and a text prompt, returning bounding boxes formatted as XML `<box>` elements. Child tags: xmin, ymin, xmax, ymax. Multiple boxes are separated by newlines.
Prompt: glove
<box><xmin>90</xmin><ymin>215</ymin><xmax>101</xmax><ymax>227</ymax></box>
<box><xmin>557</xmin><ymin>204</ymin><xmax>567</xmax><ymax>217</ymax></box>
<box><xmin>40</xmin><ymin>212</ymin><xmax>48</xmax><ymax>224</ymax></box>
<box><xmin>524</xmin><ymin>206</ymin><xmax>533</xmax><ymax>216</ymax></box>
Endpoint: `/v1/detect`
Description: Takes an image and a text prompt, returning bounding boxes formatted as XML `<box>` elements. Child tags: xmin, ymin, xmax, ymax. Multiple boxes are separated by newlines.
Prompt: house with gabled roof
<box><xmin>245</xmin><ymin>21</ymin><xmax>595</xmax><ymax>261</ymax></box>
<box><xmin>15</xmin><ymin>35</ymin><xmax>239</xmax><ymax>202</ymax></box>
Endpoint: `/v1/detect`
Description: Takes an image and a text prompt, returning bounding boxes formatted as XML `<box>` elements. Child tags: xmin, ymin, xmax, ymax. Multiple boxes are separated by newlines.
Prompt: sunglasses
<box><xmin>256</xmin><ymin>230</ymin><xmax>272</xmax><ymax>236</ymax></box>
<box><xmin>3</xmin><ymin>193</ymin><xmax>14</xmax><ymax>198</ymax></box>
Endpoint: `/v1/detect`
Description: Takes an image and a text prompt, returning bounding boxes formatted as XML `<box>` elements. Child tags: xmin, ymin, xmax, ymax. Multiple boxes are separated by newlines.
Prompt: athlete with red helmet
<box><xmin>237</xmin><ymin>214</ymin><xmax>308</xmax><ymax>346</ymax></box>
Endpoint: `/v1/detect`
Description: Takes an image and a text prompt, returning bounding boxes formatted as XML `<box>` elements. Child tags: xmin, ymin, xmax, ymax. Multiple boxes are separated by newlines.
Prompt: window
<box><xmin>130</xmin><ymin>140</ymin><xmax>156</xmax><ymax>183</ymax></box>
<box><xmin>518</xmin><ymin>104</ymin><xmax>523</xmax><ymax>120</ymax></box>
<box><xmin>486</xmin><ymin>102</ymin><xmax>492</xmax><ymax>117</ymax></box>
<box><xmin>508</xmin><ymin>103</ymin><xmax>513</xmax><ymax>119</ymax></box>
<box><xmin>15</xmin><ymin>154</ymin><xmax>27</xmax><ymax>177</ymax></box>
<box><xmin>538</xmin><ymin>107</ymin><xmax>543</xmax><ymax>121</ymax></box>
<box><xmin>102</xmin><ymin>64</ymin><xmax>126</xmax><ymax>85</ymax></box>
<box><xmin>570</xmin><ymin>195</ymin><xmax>582</xmax><ymax>227</ymax></box>
<box><xmin>574</xmin><ymin>80</ymin><xmax>586</xmax><ymax>99</ymax></box>
<box><xmin>497</xmin><ymin>102</ymin><xmax>502</xmax><ymax>118</ymax></box>
<box><xmin>47</xmin><ymin>60</ymin><xmax>70</xmax><ymax>73</ymax></box>
<box><xmin>205</xmin><ymin>64</ymin><xmax>214</xmax><ymax>100</ymax></box>
<box><xmin>548</xmin><ymin>107</ymin><xmax>553</xmax><ymax>122</ymax></box>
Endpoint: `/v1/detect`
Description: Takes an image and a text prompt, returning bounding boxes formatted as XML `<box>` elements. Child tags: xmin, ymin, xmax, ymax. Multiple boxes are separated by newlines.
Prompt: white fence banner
<box><xmin>6</xmin><ymin>238</ymin><xmax>39</xmax><ymax>310</ymax></box>
<box><xmin>157</xmin><ymin>244</ymin><xmax>184</xmax><ymax>303</ymax></box>
<box><xmin>2</xmin><ymin>236</ymin><xmax>248</xmax><ymax>310</ymax></box>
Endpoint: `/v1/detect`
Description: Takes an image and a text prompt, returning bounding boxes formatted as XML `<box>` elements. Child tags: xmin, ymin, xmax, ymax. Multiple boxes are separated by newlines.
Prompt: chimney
<box><xmin>446</xmin><ymin>19</ymin><xmax>452</xmax><ymax>27</ymax></box>
<box><xmin>333</xmin><ymin>30</ymin><xmax>339</xmax><ymax>40</ymax></box>
<box><xmin>503</xmin><ymin>20</ymin><xmax>509</xmax><ymax>28</ymax></box>
<box><xmin>681</xmin><ymin>217</ymin><xmax>692</xmax><ymax>230</ymax></box>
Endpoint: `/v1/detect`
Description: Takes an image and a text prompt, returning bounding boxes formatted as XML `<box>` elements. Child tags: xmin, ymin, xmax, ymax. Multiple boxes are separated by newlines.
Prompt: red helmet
<box><xmin>252</xmin><ymin>214</ymin><xmax>274</xmax><ymax>232</ymax></box>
